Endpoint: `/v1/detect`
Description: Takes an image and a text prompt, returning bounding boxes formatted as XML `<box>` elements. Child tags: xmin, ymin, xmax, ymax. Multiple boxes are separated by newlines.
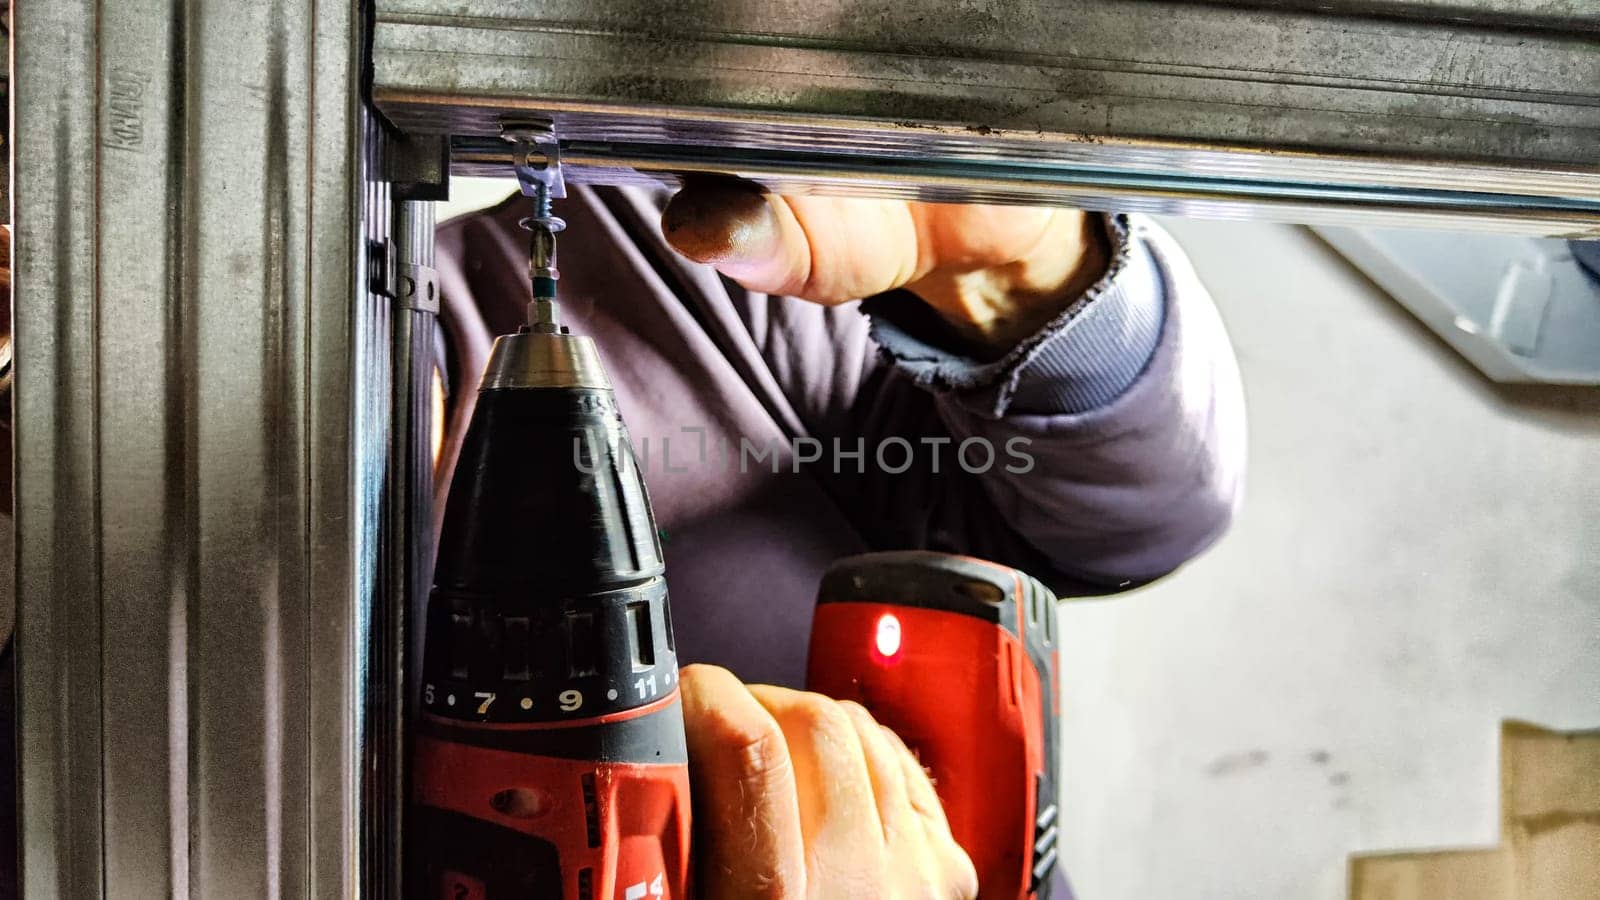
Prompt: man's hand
<box><xmin>662</xmin><ymin>181</ymin><xmax>1107</xmax><ymax>357</ymax></box>
<box><xmin>679</xmin><ymin>664</ymin><xmax>978</xmax><ymax>900</ymax></box>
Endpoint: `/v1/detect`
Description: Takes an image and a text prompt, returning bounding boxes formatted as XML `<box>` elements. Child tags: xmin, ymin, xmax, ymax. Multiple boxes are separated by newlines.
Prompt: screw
<box><xmin>502</xmin><ymin>119</ymin><xmax>568</xmax><ymax>331</ymax></box>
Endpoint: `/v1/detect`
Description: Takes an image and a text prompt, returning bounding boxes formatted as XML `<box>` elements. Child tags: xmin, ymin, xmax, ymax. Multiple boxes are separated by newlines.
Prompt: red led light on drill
<box><xmin>873</xmin><ymin>612</ymin><xmax>902</xmax><ymax>660</ymax></box>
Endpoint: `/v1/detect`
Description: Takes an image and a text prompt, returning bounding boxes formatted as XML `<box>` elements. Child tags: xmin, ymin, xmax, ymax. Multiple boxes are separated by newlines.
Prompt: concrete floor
<box><xmin>1056</xmin><ymin>218</ymin><xmax>1600</xmax><ymax>899</ymax></box>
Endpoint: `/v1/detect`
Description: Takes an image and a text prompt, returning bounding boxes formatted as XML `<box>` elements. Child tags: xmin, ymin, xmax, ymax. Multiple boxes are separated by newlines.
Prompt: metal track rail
<box><xmin>373</xmin><ymin>0</ymin><xmax>1600</xmax><ymax>235</ymax></box>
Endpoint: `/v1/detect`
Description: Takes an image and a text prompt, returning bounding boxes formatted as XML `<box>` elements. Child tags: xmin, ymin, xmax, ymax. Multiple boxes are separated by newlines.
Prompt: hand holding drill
<box><xmin>680</xmin><ymin>664</ymin><xmax>979</xmax><ymax>900</ymax></box>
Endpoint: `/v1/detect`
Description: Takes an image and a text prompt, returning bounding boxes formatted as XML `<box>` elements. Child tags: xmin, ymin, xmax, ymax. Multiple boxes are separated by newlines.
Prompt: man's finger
<box><xmin>679</xmin><ymin>664</ymin><xmax>806</xmax><ymax>900</ymax></box>
<box><xmin>879</xmin><ymin>722</ymin><xmax>955</xmax><ymax>834</ymax></box>
<box><xmin>746</xmin><ymin>684</ymin><xmax>886</xmax><ymax>864</ymax></box>
<box><xmin>878</xmin><ymin>725</ymin><xmax>979</xmax><ymax>897</ymax></box>
<box><xmin>663</xmin><ymin>181</ymin><xmax>930</xmax><ymax>303</ymax></box>
<box><xmin>837</xmin><ymin>702</ymin><xmax>916</xmax><ymax>842</ymax></box>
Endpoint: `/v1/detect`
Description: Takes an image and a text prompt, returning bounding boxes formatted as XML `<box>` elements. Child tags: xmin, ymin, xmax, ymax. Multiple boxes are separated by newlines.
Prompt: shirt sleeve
<box><xmin>836</xmin><ymin>215</ymin><xmax>1246</xmax><ymax>591</ymax></box>
<box><xmin>861</xmin><ymin>214</ymin><xmax>1165</xmax><ymax>417</ymax></box>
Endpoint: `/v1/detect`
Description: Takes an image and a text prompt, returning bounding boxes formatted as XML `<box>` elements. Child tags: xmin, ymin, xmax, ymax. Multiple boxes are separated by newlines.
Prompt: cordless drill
<box><xmin>412</xmin><ymin>130</ymin><xmax>1052</xmax><ymax>898</ymax></box>
<box><xmin>410</xmin><ymin>168</ymin><xmax>690</xmax><ymax>899</ymax></box>
<box><xmin>806</xmin><ymin>551</ymin><xmax>1062</xmax><ymax>899</ymax></box>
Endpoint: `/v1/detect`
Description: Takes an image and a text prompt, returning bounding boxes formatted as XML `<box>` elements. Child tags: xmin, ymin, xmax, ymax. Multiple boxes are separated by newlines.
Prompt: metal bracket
<box><xmin>385</xmin><ymin>132</ymin><xmax>452</xmax><ymax>202</ymax></box>
<box><xmin>501</xmin><ymin>118</ymin><xmax>565</xmax><ymax>203</ymax></box>
<box><xmin>368</xmin><ymin>236</ymin><xmax>440</xmax><ymax>313</ymax></box>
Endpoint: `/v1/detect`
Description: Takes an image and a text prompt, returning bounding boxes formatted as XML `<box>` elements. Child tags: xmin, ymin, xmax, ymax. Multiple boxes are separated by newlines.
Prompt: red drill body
<box><xmin>806</xmin><ymin>552</ymin><xmax>1062</xmax><ymax>899</ymax></box>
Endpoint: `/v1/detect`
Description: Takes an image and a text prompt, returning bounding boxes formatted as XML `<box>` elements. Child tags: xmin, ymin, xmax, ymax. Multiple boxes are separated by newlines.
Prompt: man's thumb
<box><xmin>662</xmin><ymin>180</ymin><xmax>812</xmax><ymax>296</ymax></box>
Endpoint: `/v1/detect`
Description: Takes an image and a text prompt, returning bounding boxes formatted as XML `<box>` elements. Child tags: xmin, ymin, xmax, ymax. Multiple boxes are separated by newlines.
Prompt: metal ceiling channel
<box><xmin>371</xmin><ymin>0</ymin><xmax>1600</xmax><ymax>235</ymax></box>
<box><xmin>11</xmin><ymin>0</ymin><xmax>430</xmax><ymax>897</ymax></box>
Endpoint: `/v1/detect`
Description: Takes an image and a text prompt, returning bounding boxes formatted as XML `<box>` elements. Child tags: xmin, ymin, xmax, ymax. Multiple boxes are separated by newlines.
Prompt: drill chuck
<box><xmin>413</xmin><ymin>329</ymin><xmax>691</xmax><ymax>899</ymax></box>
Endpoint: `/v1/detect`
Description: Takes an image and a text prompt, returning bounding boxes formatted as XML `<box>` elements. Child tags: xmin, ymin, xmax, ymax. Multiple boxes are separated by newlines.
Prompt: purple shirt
<box><xmin>434</xmin><ymin>186</ymin><xmax>1246</xmax><ymax>688</ymax></box>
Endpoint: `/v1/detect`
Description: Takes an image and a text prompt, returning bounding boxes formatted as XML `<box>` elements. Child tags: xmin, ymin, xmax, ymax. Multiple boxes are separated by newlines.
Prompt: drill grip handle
<box><xmin>805</xmin><ymin>551</ymin><xmax>1061</xmax><ymax>900</ymax></box>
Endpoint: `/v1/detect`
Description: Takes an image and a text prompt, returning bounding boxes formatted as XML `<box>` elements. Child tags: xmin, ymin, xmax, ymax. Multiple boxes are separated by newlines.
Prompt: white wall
<box><xmin>438</xmin><ymin>176</ymin><xmax>516</xmax><ymax>224</ymax></box>
<box><xmin>1057</xmin><ymin>218</ymin><xmax>1600</xmax><ymax>899</ymax></box>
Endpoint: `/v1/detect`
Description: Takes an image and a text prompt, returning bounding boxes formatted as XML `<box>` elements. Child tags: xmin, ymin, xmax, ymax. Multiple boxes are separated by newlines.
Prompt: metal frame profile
<box><xmin>373</xmin><ymin>0</ymin><xmax>1600</xmax><ymax>235</ymax></box>
<box><xmin>11</xmin><ymin>1</ymin><xmax>435</xmax><ymax>897</ymax></box>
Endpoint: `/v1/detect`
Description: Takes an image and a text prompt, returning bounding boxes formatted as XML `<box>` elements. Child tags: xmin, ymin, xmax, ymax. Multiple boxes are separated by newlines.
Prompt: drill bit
<box><xmin>522</xmin><ymin>189</ymin><xmax>566</xmax><ymax>333</ymax></box>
